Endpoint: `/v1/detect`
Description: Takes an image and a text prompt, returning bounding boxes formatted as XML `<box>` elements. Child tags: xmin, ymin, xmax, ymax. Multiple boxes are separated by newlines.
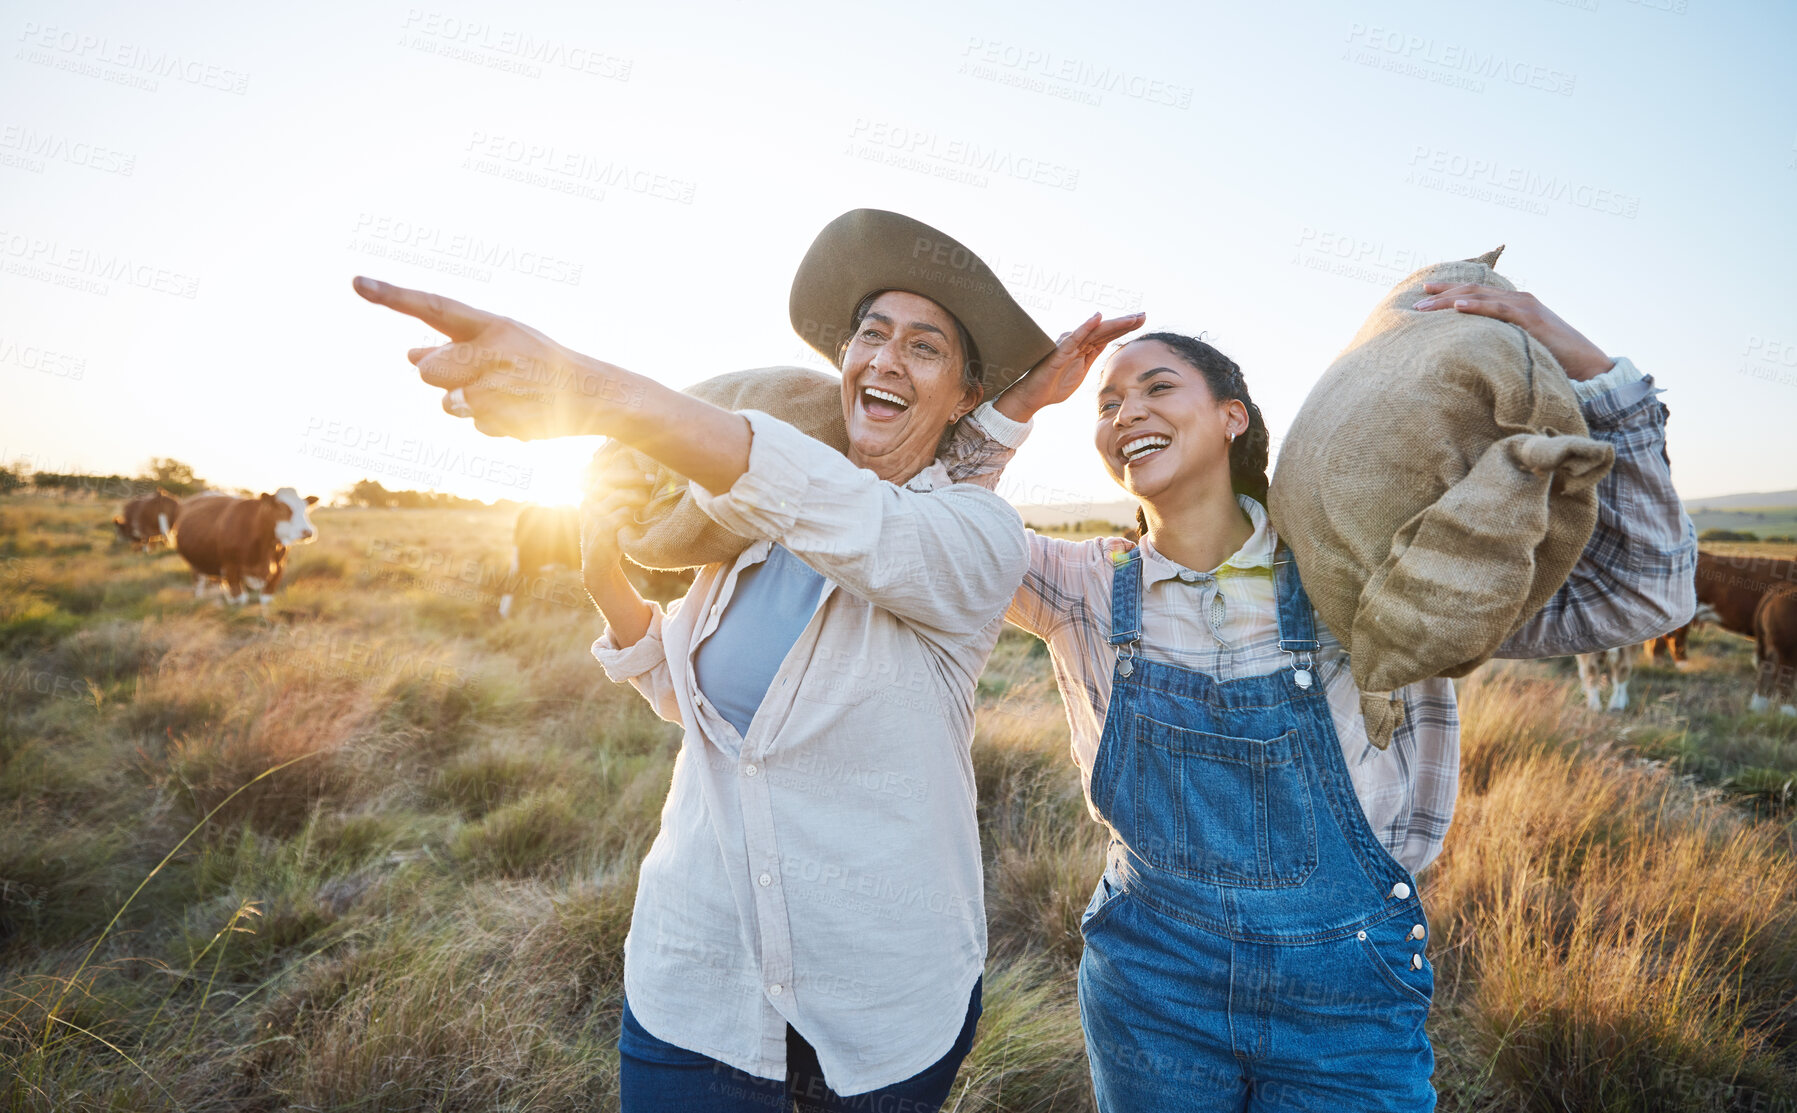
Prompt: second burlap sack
<box><xmin>586</xmin><ymin>366</ymin><xmax>849</xmax><ymax>571</ymax></box>
<box><xmin>1268</xmin><ymin>249</ymin><xmax>1615</xmax><ymax>748</ymax></box>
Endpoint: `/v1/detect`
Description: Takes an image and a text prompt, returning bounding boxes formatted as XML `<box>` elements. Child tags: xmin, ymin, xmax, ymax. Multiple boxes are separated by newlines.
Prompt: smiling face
<box><xmin>1095</xmin><ymin>339</ymin><xmax>1246</xmax><ymax>503</ymax></box>
<box><xmin>839</xmin><ymin>290</ymin><xmax>982</xmax><ymax>483</ymax></box>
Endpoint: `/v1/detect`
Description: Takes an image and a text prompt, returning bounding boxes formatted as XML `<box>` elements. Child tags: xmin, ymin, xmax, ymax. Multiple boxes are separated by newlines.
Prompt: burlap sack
<box><xmin>1268</xmin><ymin>248</ymin><xmax>1615</xmax><ymax>747</ymax></box>
<box><xmin>586</xmin><ymin>366</ymin><xmax>849</xmax><ymax>571</ymax></box>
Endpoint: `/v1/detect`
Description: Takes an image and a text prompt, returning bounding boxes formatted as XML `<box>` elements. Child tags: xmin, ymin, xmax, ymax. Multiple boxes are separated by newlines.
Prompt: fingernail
<box><xmin>1454</xmin><ymin>299</ymin><xmax>1468</xmax><ymax>308</ymax></box>
<box><xmin>1413</xmin><ymin>299</ymin><xmax>1432</xmax><ymax>310</ymax></box>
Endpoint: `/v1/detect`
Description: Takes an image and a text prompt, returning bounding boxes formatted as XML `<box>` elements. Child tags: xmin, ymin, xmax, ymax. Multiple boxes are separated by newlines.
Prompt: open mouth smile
<box><xmin>860</xmin><ymin>385</ymin><xmax>911</xmax><ymax>419</ymax></box>
<box><xmin>1119</xmin><ymin>433</ymin><xmax>1171</xmax><ymax>465</ymax></box>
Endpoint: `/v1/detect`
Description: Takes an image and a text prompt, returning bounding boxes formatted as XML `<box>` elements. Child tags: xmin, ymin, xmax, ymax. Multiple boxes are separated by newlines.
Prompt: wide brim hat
<box><xmin>789</xmin><ymin>208</ymin><xmax>1055</xmax><ymax>397</ymax></box>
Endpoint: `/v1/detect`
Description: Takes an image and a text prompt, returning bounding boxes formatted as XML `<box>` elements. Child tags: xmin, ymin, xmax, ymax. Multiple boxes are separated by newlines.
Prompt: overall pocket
<box><xmin>1126</xmin><ymin>713</ymin><xmax>1318</xmax><ymax>887</ymax></box>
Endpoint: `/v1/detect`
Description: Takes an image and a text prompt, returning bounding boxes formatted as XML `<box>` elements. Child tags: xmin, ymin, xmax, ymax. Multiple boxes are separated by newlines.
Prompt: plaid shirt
<box><xmin>947</xmin><ymin>357</ymin><xmax>1697</xmax><ymax>874</ymax></box>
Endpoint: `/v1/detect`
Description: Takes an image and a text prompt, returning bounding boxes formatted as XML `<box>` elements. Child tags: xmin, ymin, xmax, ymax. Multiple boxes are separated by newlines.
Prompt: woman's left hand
<box><xmin>353</xmin><ymin>276</ymin><xmax>622</xmax><ymax>439</ymax></box>
<box><xmin>1413</xmin><ymin>284</ymin><xmax>1614</xmax><ymax>381</ymax></box>
<box><xmin>995</xmin><ymin>311</ymin><xmax>1147</xmax><ymax>422</ymax></box>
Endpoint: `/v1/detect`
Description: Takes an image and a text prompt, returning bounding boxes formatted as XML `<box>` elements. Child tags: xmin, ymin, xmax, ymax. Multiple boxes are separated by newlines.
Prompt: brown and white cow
<box><xmin>1695</xmin><ymin>550</ymin><xmax>1797</xmax><ymax>637</ymax></box>
<box><xmin>113</xmin><ymin>489</ymin><xmax>181</xmax><ymax>552</ymax></box>
<box><xmin>1576</xmin><ymin>648</ymin><xmax>1635</xmax><ymax>713</ymax></box>
<box><xmin>1691</xmin><ymin>550</ymin><xmax>1797</xmax><ymax>713</ymax></box>
<box><xmin>1752</xmin><ymin>587</ymin><xmax>1797</xmax><ymax>717</ymax></box>
<box><xmin>1641</xmin><ymin>602</ymin><xmax>1721</xmax><ymax>669</ymax></box>
<box><xmin>174</xmin><ymin>488</ymin><xmax>318</xmax><ymax>606</ymax></box>
<box><xmin>1643</xmin><ymin>621</ymin><xmax>1692</xmax><ymax>668</ymax></box>
<box><xmin>498</xmin><ymin>504</ymin><xmax>581</xmax><ymax>618</ymax></box>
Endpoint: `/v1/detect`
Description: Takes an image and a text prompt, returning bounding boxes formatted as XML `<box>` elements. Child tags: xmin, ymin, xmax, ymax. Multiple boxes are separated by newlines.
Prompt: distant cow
<box><xmin>1643</xmin><ymin>622</ymin><xmax>1692</xmax><ymax>668</ymax></box>
<box><xmin>1576</xmin><ymin>649</ymin><xmax>1633</xmax><ymax>713</ymax></box>
<box><xmin>174</xmin><ymin>488</ymin><xmax>319</xmax><ymax>606</ymax></box>
<box><xmin>1752</xmin><ymin>587</ymin><xmax>1797</xmax><ymax>717</ymax></box>
<box><xmin>113</xmin><ymin>489</ymin><xmax>181</xmax><ymax>552</ymax></box>
<box><xmin>1642</xmin><ymin>603</ymin><xmax>1721</xmax><ymax>669</ymax></box>
<box><xmin>1696</xmin><ymin>550</ymin><xmax>1797</xmax><ymax>637</ymax></box>
<box><xmin>499</xmin><ymin>505</ymin><xmax>581</xmax><ymax>618</ymax></box>
<box><xmin>1690</xmin><ymin>550</ymin><xmax>1797</xmax><ymax>713</ymax></box>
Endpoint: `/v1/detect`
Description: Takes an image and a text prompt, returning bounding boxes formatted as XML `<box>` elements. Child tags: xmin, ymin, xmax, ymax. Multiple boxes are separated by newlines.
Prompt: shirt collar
<box><xmin>903</xmin><ymin>460</ymin><xmax>952</xmax><ymax>493</ymax></box>
<box><xmin>1137</xmin><ymin>494</ymin><xmax>1277</xmax><ymax>586</ymax></box>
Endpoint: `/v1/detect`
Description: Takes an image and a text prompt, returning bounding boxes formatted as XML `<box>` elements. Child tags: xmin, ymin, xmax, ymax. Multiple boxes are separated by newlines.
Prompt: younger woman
<box><xmin>968</xmin><ymin>287</ymin><xmax>1697</xmax><ymax>1111</ymax></box>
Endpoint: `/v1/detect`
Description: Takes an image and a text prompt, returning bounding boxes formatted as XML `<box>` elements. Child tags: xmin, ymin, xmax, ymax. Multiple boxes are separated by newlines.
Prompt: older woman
<box><xmin>355</xmin><ymin>209</ymin><xmax>1141</xmax><ymax>1112</ymax></box>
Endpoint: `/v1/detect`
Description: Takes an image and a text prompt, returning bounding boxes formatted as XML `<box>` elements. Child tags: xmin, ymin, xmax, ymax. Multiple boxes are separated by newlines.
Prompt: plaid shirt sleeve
<box><xmin>1493</xmin><ymin>358</ymin><xmax>1699</xmax><ymax>659</ymax></box>
<box><xmin>940</xmin><ymin>402</ymin><xmax>1032</xmax><ymax>491</ymax></box>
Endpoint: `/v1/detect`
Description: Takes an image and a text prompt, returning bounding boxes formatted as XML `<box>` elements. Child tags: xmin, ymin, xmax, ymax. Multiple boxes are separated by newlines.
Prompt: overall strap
<box><xmin>1108</xmin><ymin>547</ymin><xmax>1143</xmax><ymax>675</ymax></box>
<box><xmin>1273</xmin><ymin>542</ymin><xmax>1319</xmax><ymax>689</ymax></box>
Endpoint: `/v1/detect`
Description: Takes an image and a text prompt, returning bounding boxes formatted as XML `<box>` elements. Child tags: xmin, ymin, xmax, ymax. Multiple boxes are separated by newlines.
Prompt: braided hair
<box><xmin>1127</xmin><ymin>332</ymin><xmax>1270</xmax><ymax>536</ymax></box>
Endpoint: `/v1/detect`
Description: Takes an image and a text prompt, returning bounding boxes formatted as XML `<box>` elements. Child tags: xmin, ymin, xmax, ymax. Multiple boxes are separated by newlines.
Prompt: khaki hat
<box><xmin>789</xmin><ymin>208</ymin><xmax>1055</xmax><ymax>396</ymax></box>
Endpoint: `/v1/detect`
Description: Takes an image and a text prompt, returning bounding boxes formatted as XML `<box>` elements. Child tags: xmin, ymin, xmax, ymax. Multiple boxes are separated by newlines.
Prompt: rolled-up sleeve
<box><xmin>590</xmin><ymin>603</ymin><xmax>683</xmax><ymax>725</ymax></box>
<box><xmin>1494</xmin><ymin>358</ymin><xmax>1699</xmax><ymax>659</ymax></box>
<box><xmin>690</xmin><ymin>410</ymin><xmax>1028</xmax><ymax>636</ymax></box>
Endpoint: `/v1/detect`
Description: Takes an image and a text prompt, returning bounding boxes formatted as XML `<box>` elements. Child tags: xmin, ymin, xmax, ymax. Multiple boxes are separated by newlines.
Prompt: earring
<box><xmin>1227</xmin><ymin>431</ymin><xmax>1236</xmax><ymax>444</ymax></box>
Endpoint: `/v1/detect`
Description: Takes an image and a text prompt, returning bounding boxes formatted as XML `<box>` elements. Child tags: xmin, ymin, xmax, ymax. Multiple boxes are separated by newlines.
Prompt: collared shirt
<box><xmin>955</xmin><ymin>357</ymin><xmax>1697</xmax><ymax>876</ymax></box>
<box><xmin>590</xmin><ymin>409</ymin><xmax>1029</xmax><ymax>1095</ymax></box>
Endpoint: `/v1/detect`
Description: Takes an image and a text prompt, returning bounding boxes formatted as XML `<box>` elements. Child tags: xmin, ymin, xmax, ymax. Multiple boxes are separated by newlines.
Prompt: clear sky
<box><xmin>4</xmin><ymin>0</ymin><xmax>1793</xmax><ymax>511</ymax></box>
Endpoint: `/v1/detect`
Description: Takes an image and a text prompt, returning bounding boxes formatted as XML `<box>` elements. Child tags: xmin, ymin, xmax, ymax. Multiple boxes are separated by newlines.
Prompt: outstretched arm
<box><xmin>353</xmin><ymin>277</ymin><xmax>753</xmax><ymax>494</ymax></box>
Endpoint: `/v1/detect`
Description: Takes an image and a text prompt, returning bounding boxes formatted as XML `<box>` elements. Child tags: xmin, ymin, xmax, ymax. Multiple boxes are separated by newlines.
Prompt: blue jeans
<box><xmin>618</xmin><ymin>979</ymin><xmax>981</xmax><ymax>1113</ymax></box>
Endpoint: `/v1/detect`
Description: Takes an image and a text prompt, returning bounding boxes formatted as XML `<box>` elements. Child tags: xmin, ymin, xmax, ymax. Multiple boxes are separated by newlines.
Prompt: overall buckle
<box><xmin>1286</xmin><ymin>649</ymin><xmax>1315</xmax><ymax>690</ymax></box>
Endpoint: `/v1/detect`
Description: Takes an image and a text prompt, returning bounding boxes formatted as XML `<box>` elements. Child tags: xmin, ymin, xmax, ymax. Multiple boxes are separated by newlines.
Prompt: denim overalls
<box><xmin>1077</xmin><ymin>545</ymin><xmax>1436</xmax><ymax>1112</ymax></box>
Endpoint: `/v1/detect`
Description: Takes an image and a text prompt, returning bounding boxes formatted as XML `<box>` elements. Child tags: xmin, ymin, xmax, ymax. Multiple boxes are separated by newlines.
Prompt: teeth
<box><xmin>864</xmin><ymin>387</ymin><xmax>909</xmax><ymax>409</ymax></box>
<box><xmin>1121</xmin><ymin>435</ymin><xmax>1170</xmax><ymax>461</ymax></box>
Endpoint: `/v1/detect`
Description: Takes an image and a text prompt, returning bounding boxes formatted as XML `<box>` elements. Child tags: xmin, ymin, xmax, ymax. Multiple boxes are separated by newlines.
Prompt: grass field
<box><xmin>3</xmin><ymin>497</ymin><xmax>1795</xmax><ymax>1111</ymax></box>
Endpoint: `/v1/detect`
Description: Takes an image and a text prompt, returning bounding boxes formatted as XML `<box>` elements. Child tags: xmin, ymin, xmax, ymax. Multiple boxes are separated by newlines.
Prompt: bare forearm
<box><xmin>572</xmin><ymin>354</ymin><xmax>752</xmax><ymax>494</ymax></box>
<box><xmin>586</xmin><ymin>560</ymin><xmax>654</xmax><ymax>648</ymax></box>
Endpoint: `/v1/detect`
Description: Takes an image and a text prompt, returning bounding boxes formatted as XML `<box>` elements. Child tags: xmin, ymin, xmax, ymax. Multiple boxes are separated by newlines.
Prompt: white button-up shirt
<box><xmin>590</xmin><ymin>409</ymin><xmax>1028</xmax><ymax>1095</ymax></box>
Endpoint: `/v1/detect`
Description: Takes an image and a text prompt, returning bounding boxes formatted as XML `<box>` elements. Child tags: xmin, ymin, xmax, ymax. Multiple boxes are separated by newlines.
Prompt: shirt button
<box><xmin>744</xmin><ymin>763</ymin><xmax>759</xmax><ymax>777</ymax></box>
<box><xmin>1411</xmin><ymin>924</ymin><xmax>1426</xmax><ymax>940</ymax></box>
<box><xmin>769</xmin><ymin>983</ymin><xmax>783</xmax><ymax>996</ymax></box>
<box><xmin>1356</xmin><ymin>930</ymin><xmax>1367</xmax><ymax>941</ymax></box>
<box><xmin>1390</xmin><ymin>882</ymin><xmax>1411</xmax><ymax>900</ymax></box>
<box><xmin>1411</xmin><ymin>953</ymin><xmax>1424</xmax><ymax>970</ymax></box>
<box><xmin>758</xmin><ymin>872</ymin><xmax>772</xmax><ymax>887</ymax></box>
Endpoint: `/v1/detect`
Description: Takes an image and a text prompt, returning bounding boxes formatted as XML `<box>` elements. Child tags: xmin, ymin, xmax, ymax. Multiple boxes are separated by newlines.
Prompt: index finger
<box><xmin>352</xmin><ymin>276</ymin><xmax>494</xmax><ymax>340</ymax></box>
